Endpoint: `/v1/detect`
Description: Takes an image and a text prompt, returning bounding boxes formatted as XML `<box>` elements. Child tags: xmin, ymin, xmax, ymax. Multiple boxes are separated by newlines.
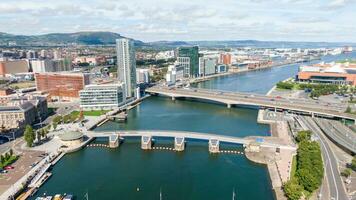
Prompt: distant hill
<box><xmin>0</xmin><ymin>31</ymin><xmax>144</xmax><ymax>46</ymax></box>
<box><xmin>148</xmin><ymin>40</ymin><xmax>355</xmax><ymax>49</ymax></box>
<box><xmin>0</xmin><ymin>31</ymin><xmax>354</xmax><ymax>48</ymax></box>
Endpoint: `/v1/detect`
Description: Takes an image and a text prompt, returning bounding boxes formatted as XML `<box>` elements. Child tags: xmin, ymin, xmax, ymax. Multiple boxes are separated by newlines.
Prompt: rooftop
<box><xmin>59</xmin><ymin>131</ymin><xmax>83</xmax><ymax>141</ymax></box>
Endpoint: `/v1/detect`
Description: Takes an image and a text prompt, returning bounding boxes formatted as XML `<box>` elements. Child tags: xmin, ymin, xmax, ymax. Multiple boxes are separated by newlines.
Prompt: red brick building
<box><xmin>35</xmin><ymin>72</ymin><xmax>90</xmax><ymax>100</ymax></box>
<box><xmin>220</xmin><ymin>53</ymin><xmax>232</xmax><ymax>65</ymax></box>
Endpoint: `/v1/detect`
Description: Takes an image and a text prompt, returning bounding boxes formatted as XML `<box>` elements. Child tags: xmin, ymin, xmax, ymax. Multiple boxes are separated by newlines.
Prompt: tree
<box><xmin>0</xmin><ymin>155</ymin><xmax>4</xmax><ymax>165</ymax></box>
<box><xmin>351</xmin><ymin>156</ymin><xmax>356</xmax><ymax>171</ymax></box>
<box><xmin>40</xmin><ymin>128</ymin><xmax>46</xmax><ymax>138</ymax></box>
<box><xmin>341</xmin><ymin>168</ymin><xmax>351</xmax><ymax>178</ymax></box>
<box><xmin>52</xmin><ymin>122</ymin><xmax>58</xmax><ymax>130</ymax></box>
<box><xmin>70</xmin><ymin>113</ymin><xmax>78</xmax><ymax>123</ymax></box>
<box><xmin>4</xmin><ymin>153</ymin><xmax>10</xmax><ymax>161</ymax></box>
<box><xmin>346</xmin><ymin>106</ymin><xmax>352</xmax><ymax>113</ymax></box>
<box><xmin>283</xmin><ymin>179</ymin><xmax>303</xmax><ymax>200</ymax></box>
<box><xmin>296</xmin><ymin>131</ymin><xmax>311</xmax><ymax>143</ymax></box>
<box><xmin>63</xmin><ymin>115</ymin><xmax>71</xmax><ymax>124</ymax></box>
<box><xmin>24</xmin><ymin>125</ymin><xmax>35</xmax><ymax>147</ymax></box>
<box><xmin>47</xmin><ymin>124</ymin><xmax>52</xmax><ymax>131</ymax></box>
<box><xmin>53</xmin><ymin>115</ymin><xmax>63</xmax><ymax>124</ymax></box>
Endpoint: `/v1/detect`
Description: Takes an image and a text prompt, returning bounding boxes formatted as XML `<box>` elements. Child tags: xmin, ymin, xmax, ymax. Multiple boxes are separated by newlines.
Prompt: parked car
<box><xmin>4</xmin><ymin>166</ymin><xmax>14</xmax><ymax>170</ymax></box>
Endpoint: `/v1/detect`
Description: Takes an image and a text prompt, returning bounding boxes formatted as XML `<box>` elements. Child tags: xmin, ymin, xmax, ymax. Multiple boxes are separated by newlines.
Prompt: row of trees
<box><xmin>283</xmin><ymin>130</ymin><xmax>324</xmax><ymax>200</ymax></box>
<box><xmin>24</xmin><ymin>124</ymin><xmax>51</xmax><ymax>147</ymax></box>
<box><xmin>276</xmin><ymin>81</ymin><xmax>354</xmax><ymax>98</ymax></box>
<box><xmin>24</xmin><ymin>111</ymin><xmax>84</xmax><ymax>147</ymax></box>
<box><xmin>276</xmin><ymin>81</ymin><xmax>295</xmax><ymax>90</ymax></box>
<box><xmin>52</xmin><ymin>112</ymin><xmax>82</xmax><ymax>130</ymax></box>
<box><xmin>0</xmin><ymin>149</ymin><xmax>18</xmax><ymax>169</ymax></box>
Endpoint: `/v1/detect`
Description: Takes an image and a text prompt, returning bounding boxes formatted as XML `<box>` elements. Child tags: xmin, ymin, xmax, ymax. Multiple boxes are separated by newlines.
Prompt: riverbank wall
<box><xmin>85</xmin><ymin>95</ymin><xmax>150</xmax><ymax>130</ymax></box>
<box><xmin>190</xmin><ymin>60</ymin><xmax>303</xmax><ymax>84</ymax></box>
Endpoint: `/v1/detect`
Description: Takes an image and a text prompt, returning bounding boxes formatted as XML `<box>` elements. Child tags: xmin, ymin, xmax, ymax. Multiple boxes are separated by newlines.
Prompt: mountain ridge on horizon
<box><xmin>0</xmin><ymin>31</ymin><xmax>354</xmax><ymax>48</ymax></box>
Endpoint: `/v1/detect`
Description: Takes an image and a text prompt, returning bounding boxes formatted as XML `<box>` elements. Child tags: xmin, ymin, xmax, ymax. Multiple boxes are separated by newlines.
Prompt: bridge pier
<box><xmin>109</xmin><ymin>134</ymin><xmax>119</xmax><ymax>148</ymax></box>
<box><xmin>141</xmin><ymin>135</ymin><xmax>152</xmax><ymax>150</ymax></box>
<box><xmin>227</xmin><ymin>104</ymin><xmax>231</xmax><ymax>108</ymax></box>
<box><xmin>172</xmin><ymin>96</ymin><xmax>176</xmax><ymax>101</ymax></box>
<box><xmin>174</xmin><ymin>137</ymin><xmax>185</xmax><ymax>151</ymax></box>
<box><xmin>209</xmin><ymin>139</ymin><xmax>220</xmax><ymax>153</ymax></box>
<box><xmin>311</xmin><ymin>112</ymin><xmax>315</xmax><ymax>118</ymax></box>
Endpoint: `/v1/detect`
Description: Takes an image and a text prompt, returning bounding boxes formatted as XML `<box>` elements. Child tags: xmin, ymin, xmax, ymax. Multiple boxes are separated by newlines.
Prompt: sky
<box><xmin>0</xmin><ymin>0</ymin><xmax>355</xmax><ymax>42</ymax></box>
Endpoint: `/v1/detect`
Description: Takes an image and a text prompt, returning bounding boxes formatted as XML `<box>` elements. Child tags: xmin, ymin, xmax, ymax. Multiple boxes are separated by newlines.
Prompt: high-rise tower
<box><xmin>116</xmin><ymin>38</ymin><xmax>137</xmax><ymax>98</ymax></box>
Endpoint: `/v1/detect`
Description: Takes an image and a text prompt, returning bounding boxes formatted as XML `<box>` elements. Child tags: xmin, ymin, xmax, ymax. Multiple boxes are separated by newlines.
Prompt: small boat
<box><xmin>53</xmin><ymin>194</ymin><xmax>63</xmax><ymax>200</ymax></box>
<box><xmin>63</xmin><ymin>194</ymin><xmax>74</xmax><ymax>200</ymax></box>
<box><xmin>232</xmin><ymin>188</ymin><xmax>237</xmax><ymax>200</ymax></box>
<box><xmin>160</xmin><ymin>188</ymin><xmax>162</xmax><ymax>200</ymax></box>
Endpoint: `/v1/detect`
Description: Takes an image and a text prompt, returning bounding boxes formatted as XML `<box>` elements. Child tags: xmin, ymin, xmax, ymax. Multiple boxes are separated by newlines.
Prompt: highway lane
<box><xmin>297</xmin><ymin>116</ymin><xmax>349</xmax><ymax>200</ymax></box>
<box><xmin>314</xmin><ymin>118</ymin><xmax>356</xmax><ymax>154</ymax></box>
<box><xmin>147</xmin><ymin>86</ymin><xmax>354</xmax><ymax>120</ymax></box>
<box><xmin>151</xmin><ymin>86</ymin><xmax>346</xmax><ymax>112</ymax></box>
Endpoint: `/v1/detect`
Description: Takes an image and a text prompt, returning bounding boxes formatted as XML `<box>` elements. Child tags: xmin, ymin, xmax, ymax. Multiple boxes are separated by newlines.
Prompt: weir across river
<box><xmin>86</xmin><ymin>130</ymin><xmax>297</xmax><ymax>153</ymax></box>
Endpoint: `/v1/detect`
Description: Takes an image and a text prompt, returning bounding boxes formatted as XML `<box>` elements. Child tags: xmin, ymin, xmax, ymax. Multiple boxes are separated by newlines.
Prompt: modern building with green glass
<box><xmin>177</xmin><ymin>46</ymin><xmax>199</xmax><ymax>78</ymax></box>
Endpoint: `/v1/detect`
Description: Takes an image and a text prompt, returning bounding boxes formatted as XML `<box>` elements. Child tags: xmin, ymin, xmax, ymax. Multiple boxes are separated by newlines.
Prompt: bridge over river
<box><xmin>86</xmin><ymin>130</ymin><xmax>296</xmax><ymax>152</ymax></box>
<box><xmin>146</xmin><ymin>86</ymin><xmax>356</xmax><ymax>121</ymax></box>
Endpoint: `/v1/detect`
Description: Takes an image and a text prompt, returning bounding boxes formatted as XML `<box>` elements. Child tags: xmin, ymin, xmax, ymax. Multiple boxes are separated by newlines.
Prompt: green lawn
<box><xmin>290</xmin><ymin>155</ymin><xmax>297</xmax><ymax>180</ymax></box>
<box><xmin>0</xmin><ymin>155</ymin><xmax>19</xmax><ymax>169</ymax></box>
<box><xmin>71</xmin><ymin>110</ymin><xmax>110</xmax><ymax>117</ymax></box>
<box><xmin>337</xmin><ymin>59</ymin><xmax>356</xmax><ymax>64</ymax></box>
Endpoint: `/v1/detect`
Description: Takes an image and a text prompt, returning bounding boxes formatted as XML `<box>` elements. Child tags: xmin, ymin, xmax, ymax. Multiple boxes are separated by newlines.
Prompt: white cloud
<box><xmin>0</xmin><ymin>0</ymin><xmax>355</xmax><ymax>42</ymax></box>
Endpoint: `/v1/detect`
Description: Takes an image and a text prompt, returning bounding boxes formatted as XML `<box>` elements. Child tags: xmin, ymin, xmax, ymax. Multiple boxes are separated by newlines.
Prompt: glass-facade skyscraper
<box><xmin>116</xmin><ymin>38</ymin><xmax>137</xmax><ymax>98</ymax></box>
<box><xmin>177</xmin><ymin>46</ymin><xmax>199</xmax><ymax>78</ymax></box>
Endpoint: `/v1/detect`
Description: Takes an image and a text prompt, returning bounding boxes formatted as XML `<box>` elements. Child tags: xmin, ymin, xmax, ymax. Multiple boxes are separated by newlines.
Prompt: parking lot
<box><xmin>0</xmin><ymin>149</ymin><xmax>44</xmax><ymax>194</ymax></box>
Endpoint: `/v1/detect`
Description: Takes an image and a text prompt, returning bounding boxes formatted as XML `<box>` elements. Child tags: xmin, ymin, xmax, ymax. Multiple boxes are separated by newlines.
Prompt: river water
<box><xmin>30</xmin><ymin>52</ymin><xmax>356</xmax><ymax>200</ymax></box>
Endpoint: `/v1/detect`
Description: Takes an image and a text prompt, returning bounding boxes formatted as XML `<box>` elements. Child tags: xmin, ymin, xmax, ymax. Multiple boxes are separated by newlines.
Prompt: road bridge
<box><xmin>86</xmin><ymin>130</ymin><xmax>296</xmax><ymax>151</ymax></box>
<box><xmin>146</xmin><ymin>86</ymin><xmax>356</xmax><ymax>121</ymax></box>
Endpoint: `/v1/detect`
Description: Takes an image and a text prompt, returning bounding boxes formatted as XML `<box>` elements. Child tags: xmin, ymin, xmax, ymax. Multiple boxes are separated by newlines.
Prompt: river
<box><xmin>30</xmin><ymin>52</ymin><xmax>356</xmax><ymax>200</ymax></box>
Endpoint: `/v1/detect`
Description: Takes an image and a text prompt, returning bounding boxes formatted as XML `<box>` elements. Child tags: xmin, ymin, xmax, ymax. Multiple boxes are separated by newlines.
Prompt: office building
<box><xmin>177</xmin><ymin>46</ymin><xmax>199</xmax><ymax>78</ymax></box>
<box><xmin>166</xmin><ymin>64</ymin><xmax>184</xmax><ymax>84</ymax></box>
<box><xmin>220</xmin><ymin>53</ymin><xmax>232</xmax><ymax>65</ymax></box>
<box><xmin>116</xmin><ymin>38</ymin><xmax>137</xmax><ymax>98</ymax></box>
<box><xmin>0</xmin><ymin>95</ymin><xmax>47</xmax><ymax>130</ymax></box>
<box><xmin>199</xmin><ymin>57</ymin><xmax>217</xmax><ymax>76</ymax></box>
<box><xmin>79</xmin><ymin>83</ymin><xmax>126</xmax><ymax>110</ymax></box>
<box><xmin>216</xmin><ymin>64</ymin><xmax>227</xmax><ymax>73</ymax></box>
<box><xmin>31</xmin><ymin>59</ymin><xmax>72</xmax><ymax>73</ymax></box>
<box><xmin>0</xmin><ymin>60</ymin><xmax>29</xmax><ymax>76</ymax></box>
<box><xmin>136</xmin><ymin>69</ymin><xmax>150</xmax><ymax>84</ymax></box>
<box><xmin>35</xmin><ymin>72</ymin><xmax>90</xmax><ymax>100</ymax></box>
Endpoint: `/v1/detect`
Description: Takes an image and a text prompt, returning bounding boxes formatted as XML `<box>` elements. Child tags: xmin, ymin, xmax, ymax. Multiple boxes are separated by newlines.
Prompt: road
<box><xmin>297</xmin><ymin>116</ymin><xmax>349</xmax><ymax>200</ymax></box>
<box><xmin>314</xmin><ymin>118</ymin><xmax>356</xmax><ymax>154</ymax></box>
<box><xmin>146</xmin><ymin>86</ymin><xmax>354</xmax><ymax>121</ymax></box>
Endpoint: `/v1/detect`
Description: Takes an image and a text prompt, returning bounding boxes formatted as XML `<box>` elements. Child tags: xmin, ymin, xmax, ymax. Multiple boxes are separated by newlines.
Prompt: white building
<box><xmin>116</xmin><ymin>38</ymin><xmax>137</xmax><ymax>99</ymax></box>
<box><xmin>79</xmin><ymin>83</ymin><xmax>126</xmax><ymax>110</ymax></box>
<box><xmin>199</xmin><ymin>57</ymin><xmax>217</xmax><ymax>76</ymax></box>
<box><xmin>31</xmin><ymin>59</ymin><xmax>72</xmax><ymax>73</ymax></box>
<box><xmin>166</xmin><ymin>64</ymin><xmax>184</xmax><ymax>84</ymax></box>
<box><xmin>216</xmin><ymin>64</ymin><xmax>227</xmax><ymax>73</ymax></box>
<box><xmin>136</xmin><ymin>69</ymin><xmax>150</xmax><ymax>84</ymax></box>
